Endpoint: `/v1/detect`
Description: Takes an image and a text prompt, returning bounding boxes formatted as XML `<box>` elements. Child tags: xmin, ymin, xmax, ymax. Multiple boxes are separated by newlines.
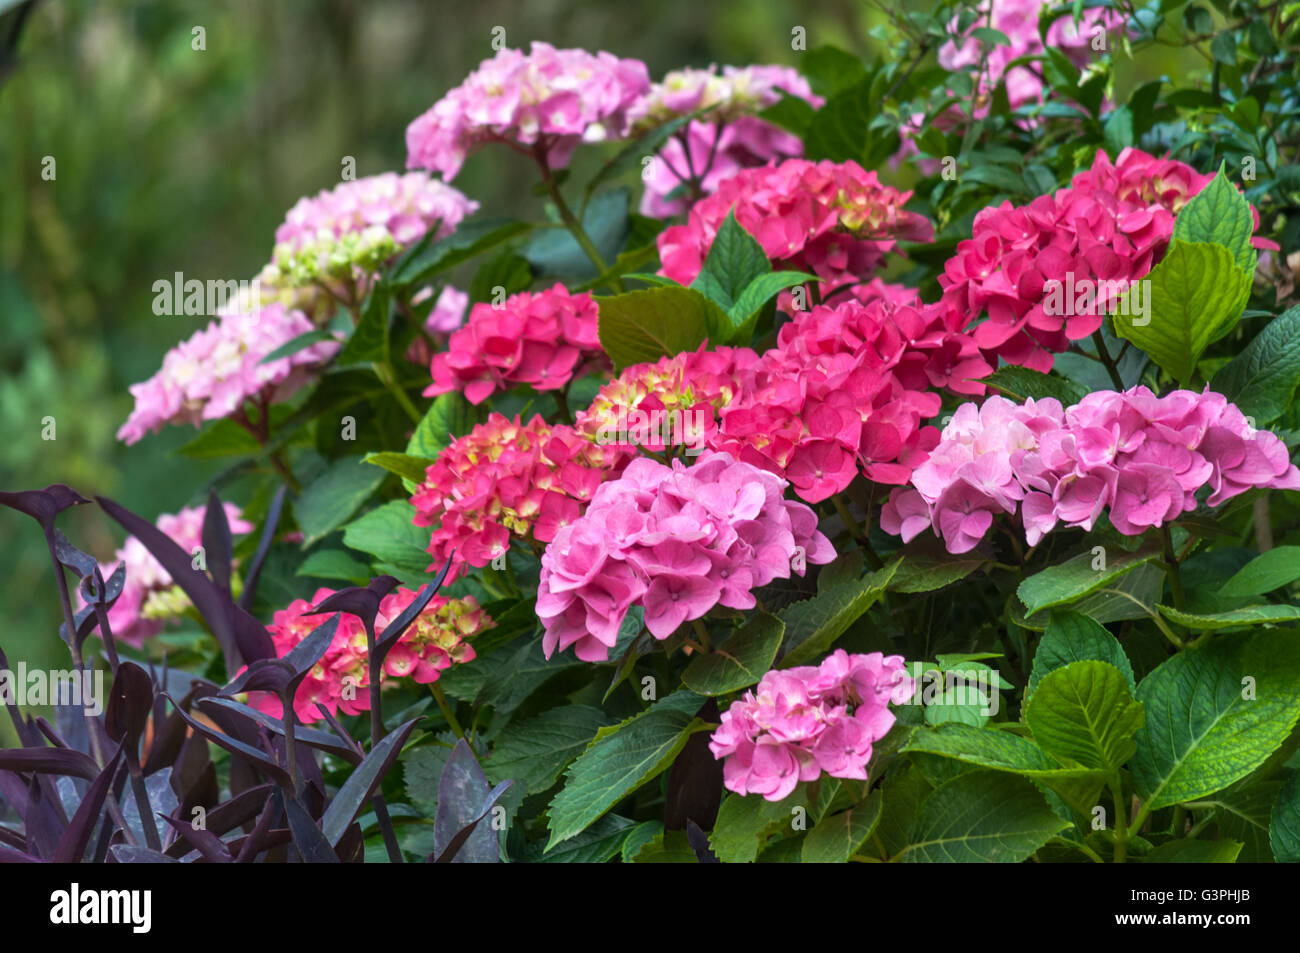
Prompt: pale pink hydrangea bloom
<box><xmin>630</xmin><ymin>65</ymin><xmax>823</xmax><ymax>217</ymax></box>
<box><xmin>710</xmin><ymin>650</ymin><xmax>913</xmax><ymax>801</ymax></box>
<box><xmin>81</xmin><ymin>504</ymin><xmax>253</xmax><ymax>647</ymax></box>
<box><xmin>537</xmin><ymin>451</ymin><xmax>834</xmax><ymax>662</ymax></box>
<box><xmin>881</xmin><ymin>388</ymin><xmax>1300</xmax><ymax>553</ymax></box>
<box><xmin>405</xmin><ymin>42</ymin><xmax>650</xmax><ymax>180</ymax></box>
<box><xmin>116</xmin><ymin>302</ymin><xmax>339</xmax><ymax>445</ymax></box>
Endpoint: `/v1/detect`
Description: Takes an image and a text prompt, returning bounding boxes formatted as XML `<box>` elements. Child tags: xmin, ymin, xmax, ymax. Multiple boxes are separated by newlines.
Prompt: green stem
<box><xmin>535</xmin><ymin>146</ymin><xmax>623</xmax><ymax>292</ymax></box>
<box><xmin>691</xmin><ymin>619</ymin><xmax>713</xmax><ymax>652</ymax></box>
<box><xmin>373</xmin><ymin>361</ymin><xmax>423</xmax><ymax>425</ymax></box>
<box><xmin>1091</xmin><ymin>330</ymin><xmax>1125</xmax><ymax>390</ymax></box>
<box><xmin>1110</xmin><ymin>778</ymin><xmax>1129</xmax><ymax>863</ymax></box>
<box><xmin>431</xmin><ymin>682</ymin><xmax>465</xmax><ymax>739</ymax></box>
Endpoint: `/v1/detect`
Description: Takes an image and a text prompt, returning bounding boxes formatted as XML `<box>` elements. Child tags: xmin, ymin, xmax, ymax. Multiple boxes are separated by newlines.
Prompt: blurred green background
<box><xmin>0</xmin><ymin>0</ymin><xmax>1187</xmax><ymax>746</ymax></box>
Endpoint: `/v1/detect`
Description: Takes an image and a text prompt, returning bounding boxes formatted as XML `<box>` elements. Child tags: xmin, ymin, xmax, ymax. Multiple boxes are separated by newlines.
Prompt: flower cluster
<box><xmin>658</xmin><ymin>159</ymin><xmax>934</xmax><ymax>287</ymax></box>
<box><xmin>405</xmin><ymin>42</ymin><xmax>650</xmax><ymax>181</ymax></box>
<box><xmin>709</xmin><ymin>650</ymin><xmax>913</xmax><ymax>801</ymax></box>
<box><xmin>117</xmin><ymin>302</ymin><xmax>338</xmax><ymax>445</ymax></box>
<box><xmin>573</xmin><ymin>344</ymin><xmax>759</xmax><ymax>454</ymax></box>
<box><xmin>938</xmin><ymin>148</ymin><xmax>1269</xmax><ymax>371</ymax></box>
<box><xmin>410</xmin><ymin>413</ymin><xmax>627</xmax><ymax>580</ymax></box>
<box><xmin>260</xmin><ymin>172</ymin><xmax>477</xmax><ymax>304</ymax></box>
<box><xmin>425</xmin><ymin>284</ymin><xmax>605</xmax><ymax>404</ymax></box>
<box><xmin>882</xmin><ymin>388</ymin><xmax>1300</xmax><ymax>554</ymax></box>
<box><xmin>713</xmin><ymin>287</ymin><xmax>989</xmax><ymax>502</ymax></box>
<box><xmin>83</xmin><ymin>504</ymin><xmax>253</xmax><ymax>647</ymax></box>
<box><xmin>537</xmin><ymin>452</ymin><xmax>834</xmax><ymax>662</ymax></box>
<box><xmin>245</xmin><ymin>586</ymin><xmax>493</xmax><ymax>724</ymax></box>
<box><xmin>630</xmin><ymin>65</ymin><xmax>822</xmax><ymax>217</ymax></box>
<box><xmin>939</xmin><ymin>0</ymin><xmax>1124</xmax><ymax>111</ymax></box>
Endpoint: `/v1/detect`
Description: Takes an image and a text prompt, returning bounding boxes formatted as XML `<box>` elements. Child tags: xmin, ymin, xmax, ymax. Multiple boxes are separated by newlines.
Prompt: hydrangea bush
<box><xmin>6</xmin><ymin>1</ymin><xmax>1300</xmax><ymax>866</ymax></box>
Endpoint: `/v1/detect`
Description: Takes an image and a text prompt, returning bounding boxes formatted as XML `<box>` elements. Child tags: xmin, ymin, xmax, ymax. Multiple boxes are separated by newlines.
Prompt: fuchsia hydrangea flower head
<box><xmin>405</xmin><ymin>42</ymin><xmax>650</xmax><ymax>181</ymax></box>
<box><xmin>425</xmin><ymin>284</ymin><xmax>606</xmax><ymax>405</ymax></box>
<box><xmin>81</xmin><ymin>504</ymin><xmax>253</xmax><ymax>647</ymax></box>
<box><xmin>940</xmin><ymin>148</ymin><xmax>1272</xmax><ymax>372</ymax></box>
<box><xmin>117</xmin><ymin>302</ymin><xmax>338</xmax><ymax>445</ymax></box>
<box><xmin>243</xmin><ymin>586</ymin><xmax>492</xmax><ymax>724</ymax></box>
<box><xmin>537</xmin><ymin>451</ymin><xmax>834</xmax><ymax>662</ymax></box>
<box><xmin>411</xmin><ymin>413</ymin><xmax>628</xmax><ymax>582</ymax></box>
<box><xmin>711</xmin><ymin>285</ymin><xmax>988</xmax><ymax>503</ymax></box>
<box><xmin>261</xmin><ymin>172</ymin><xmax>477</xmax><ymax>307</ymax></box>
<box><xmin>573</xmin><ymin>344</ymin><xmax>759</xmax><ymax>455</ymax></box>
<box><xmin>630</xmin><ymin>65</ymin><xmax>823</xmax><ymax>217</ymax></box>
<box><xmin>881</xmin><ymin>388</ymin><xmax>1300</xmax><ymax>554</ymax></box>
<box><xmin>657</xmin><ymin>158</ymin><xmax>934</xmax><ymax>287</ymax></box>
<box><xmin>710</xmin><ymin>649</ymin><xmax>913</xmax><ymax>801</ymax></box>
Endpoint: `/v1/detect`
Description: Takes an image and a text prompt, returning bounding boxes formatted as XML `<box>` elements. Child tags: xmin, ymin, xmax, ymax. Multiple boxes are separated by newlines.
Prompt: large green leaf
<box><xmin>341</xmin><ymin>500</ymin><xmax>432</xmax><ymax>578</ymax></box>
<box><xmin>980</xmin><ymin>366</ymin><xmax>1088</xmax><ymax>406</ymax></box>
<box><xmin>392</xmin><ymin>218</ymin><xmax>533</xmax><ymax>287</ymax></box>
<box><xmin>709</xmin><ymin>789</ymin><xmax>807</xmax><ymax>863</ymax></box>
<box><xmin>1210</xmin><ymin>307</ymin><xmax>1300</xmax><ymax>424</ymax></box>
<box><xmin>407</xmin><ymin>391</ymin><xmax>479</xmax><ymax>461</ymax></box>
<box><xmin>362</xmin><ymin>451</ymin><xmax>435</xmax><ymax>486</ymax></box>
<box><xmin>888</xmin><ymin>548</ymin><xmax>985</xmax><ymax>594</ymax></box>
<box><xmin>893</xmin><ymin>771</ymin><xmax>1069</xmax><ymax>862</ymax></box>
<box><xmin>801</xmin><ymin>790</ymin><xmax>883</xmax><ymax>863</ymax></box>
<box><xmin>596</xmin><ymin>285</ymin><xmax>730</xmax><ymax>370</ymax></box>
<box><xmin>1171</xmin><ymin>167</ymin><xmax>1258</xmax><ymax>275</ymax></box>
<box><xmin>1113</xmin><ymin>240</ymin><xmax>1251</xmax><ymax>385</ymax></box>
<box><xmin>1130</xmin><ymin>630</ymin><xmax>1300</xmax><ymax>811</ymax></box>
<box><xmin>1271</xmin><ymin>771</ymin><xmax>1300</xmax><ymax>863</ymax></box>
<box><xmin>778</xmin><ymin>559</ymin><xmax>899</xmax><ymax>666</ymax></box>
<box><xmin>1028</xmin><ymin>610</ymin><xmax>1136</xmax><ymax>698</ymax></box>
<box><xmin>901</xmin><ymin>723</ymin><xmax>1106</xmax><ymax>814</ymax></box>
<box><xmin>522</xmin><ymin>189</ymin><xmax>629</xmax><ymax>279</ymax></box>
<box><xmin>1140</xmin><ymin>839</ymin><xmax>1243</xmax><ymax>862</ymax></box>
<box><xmin>531</xmin><ymin>814</ymin><xmax>636</xmax><ymax>863</ymax></box>
<box><xmin>1017</xmin><ymin>544</ymin><xmax>1159</xmax><ymax>617</ymax></box>
<box><xmin>485</xmin><ymin>705</ymin><xmax>614</xmax><ymax>796</ymax></box>
<box><xmin>1185</xmin><ymin>780</ymin><xmax>1281</xmax><ymax>862</ymax></box>
<box><xmin>681</xmin><ymin>612</ymin><xmax>784</xmax><ymax>696</ymax></box>
<box><xmin>1156</xmin><ymin>603</ymin><xmax>1300</xmax><ymax>630</ymax></box>
<box><xmin>689</xmin><ymin>210</ymin><xmax>769</xmax><ymax>314</ymax></box>
<box><xmin>294</xmin><ymin>456</ymin><xmax>387</xmax><ymax>546</ymax></box>
<box><xmin>1217</xmin><ymin>546</ymin><xmax>1300</xmax><ymax>598</ymax></box>
<box><xmin>1024</xmin><ymin>661</ymin><xmax>1144</xmax><ymax>773</ymax></box>
<box><xmin>336</xmin><ymin>284</ymin><xmax>391</xmax><ymax>365</ymax></box>
<box><xmin>545</xmin><ymin>692</ymin><xmax>706</xmax><ymax>850</ymax></box>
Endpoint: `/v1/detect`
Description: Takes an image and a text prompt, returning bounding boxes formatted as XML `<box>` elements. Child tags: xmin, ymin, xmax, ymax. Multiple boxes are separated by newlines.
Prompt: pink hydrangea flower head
<box><xmin>538</xmin><ymin>451</ymin><xmax>834</xmax><ymax>662</ymax></box>
<box><xmin>82</xmin><ymin>504</ymin><xmax>254</xmax><ymax>647</ymax></box>
<box><xmin>243</xmin><ymin>586</ymin><xmax>493</xmax><ymax>723</ymax></box>
<box><xmin>881</xmin><ymin>387</ymin><xmax>1300</xmax><ymax>553</ymax></box>
<box><xmin>405</xmin><ymin>42</ymin><xmax>650</xmax><ymax>180</ymax></box>
<box><xmin>940</xmin><ymin>148</ymin><xmax>1271</xmax><ymax>372</ymax></box>
<box><xmin>117</xmin><ymin>302</ymin><xmax>339</xmax><ymax>445</ymax></box>
<box><xmin>411</xmin><ymin>413</ymin><xmax>628</xmax><ymax>582</ymax></box>
<box><xmin>573</xmin><ymin>344</ymin><xmax>760</xmax><ymax>454</ymax></box>
<box><xmin>425</xmin><ymin>284</ymin><xmax>607</xmax><ymax>405</ymax></box>
<box><xmin>710</xmin><ymin>649</ymin><xmax>913</xmax><ymax>801</ymax></box>
<box><xmin>657</xmin><ymin>159</ymin><xmax>934</xmax><ymax>287</ymax></box>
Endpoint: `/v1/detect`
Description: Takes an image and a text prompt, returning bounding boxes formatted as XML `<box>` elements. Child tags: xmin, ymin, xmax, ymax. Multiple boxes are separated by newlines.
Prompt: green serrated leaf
<box><xmin>1211</xmin><ymin>307</ymin><xmax>1300</xmax><ymax>425</ymax></box>
<box><xmin>1017</xmin><ymin>544</ymin><xmax>1160</xmax><ymax>617</ymax></box>
<box><xmin>681</xmin><ymin>612</ymin><xmax>784</xmax><ymax>696</ymax></box>
<box><xmin>779</xmin><ymin>559</ymin><xmax>899</xmax><ymax>666</ymax></box>
<box><xmin>1028</xmin><ymin>610</ymin><xmax>1136</xmax><ymax>698</ymax></box>
<box><xmin>596</xmin><ymin>285</ymin><xmax>730</xmax><ymax>370</ymax></box>
<box><xmin>801</xmin><ymin>790</ymin><xmax>883</xmax><ymax>863</ymax></box>
<box><xmin>295</xmin><ymin>455</ymin><xmax>387</xmax><ymax>546</ymax></box>
<box><xmin>980</xmin><ymin>366</ymin><xmax>1088</xmax><ymax>405</ymax></box>
<box><xmin>485</xmin><ymin>705</ymin><xmax>614</xmax><ymax>795</ymax></box>
<box><xmin>1024</xmin><ymin>661</ymin><xmax>1144</xmax><ymax>773</ymax></box>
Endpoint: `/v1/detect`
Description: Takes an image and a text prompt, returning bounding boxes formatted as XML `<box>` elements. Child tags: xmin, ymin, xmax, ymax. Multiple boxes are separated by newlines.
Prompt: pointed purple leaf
<box><xmin>0</xmin><ymin>747</ymin><xmax>100</xmax><ymax>781</ymax></box>
<box><xmin>432</xmin><ymin>738</ymin><xmax>507</xmax><ymax>863</ymax></box>
<box><xmin>0</xmin><ymin>484</ymin><xmax>89</xmax><ymax>528</ymax></box>
<box><xmin>105</xmin><ymin>661</ymin><xmax>154</xmax><ymax>754</ymax></box>
<box><xmin>238</xmin><ymin>484</ymin><xmax>287</xmax><ymax>612</ymax></box>
<box><xmin>202</xmin><ymin>490</ymin><xmax>233</xmax><ymax>594</ymax></box>
<box><xmin>319</xmin><ymin>717</ymin><xmax>419</xmax><ymax>846</ymax></box>
<box><xmin>162</xmin><ymin>693</ymin><xmax>291</xmax><ymax>788</ymax></box>
<box><xmin>158</xmin><ymin>813</ymin><xmax>232</xmax><ymax>863</ymax></box>
<box><xmin>54</xmin><ymin>745</ymin><xmax>125</xmax><ymax>863</ymax></box>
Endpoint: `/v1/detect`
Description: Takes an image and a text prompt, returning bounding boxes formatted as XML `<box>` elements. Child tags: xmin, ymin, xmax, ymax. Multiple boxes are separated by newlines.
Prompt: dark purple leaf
<box><xmin>105</xmin><ymin>661</ymin><xmax>153</xmax><ymax>754</ymax></box>
<box><xmin>0</xmin><ymin>845</ymin><xmax>40</xmax><ymax>863</ymax></box>
<box><xmin>685</xmin><ymin>819</ymin><xmax>720</xmax><ymax>863</ymax></box>
<box><xmin>221</xmin><ymin>613</ymin><xmax>338</xmax><ymax>699</ymax></box>
<box><xmin>373</xmin><ymin>557</ymin><xmax>453</xmax><ymax>668</ymax></box>
<box><xmin>319</xmin><ymin>717</ymin><xmax>419</xmax><ymax>846</ymax></box>
<box><xmin>281</xmin><ymin>791</ymin><xmax>339</xmax><ymax>863</ymax></box>
<box><xmin>158</xmin><ymin>813</ymin><xmax>231</xmax><ymax>863</ymax></box>
<box><xmin>201</xmin><ymin>490</ymin><xmax>233</xmax><ymax>594</ymax></box>
<box><xmin>664</xmin><ymin>697</ymin><xmax>722</xmax><ymax>831</ymax></box>
<box><xmin>0</xmin><ymin>484</ymin><xmax>89</xmax><ymax>528</ymax></box>
<box><xmin>109</xmin><ymin>845</ymin><xmax>178</xmax><ymax>863</ymax></box>
<box><xmin>0</xmin><ymin>825</ymin><xmax>26</xmax><ymax>850</ymax></box>
<box><xmin>21</xmin><ymin>775</ymin><xmax>66</xmax><ymax>860</ymax></box>
<box><xmin>198</xmin><ymin>696</ymin><xmax>360</xmax><ymax>763</ymax></box>
<box><xmin>238</xmin><ymin>484</ymin><xmax>287</xmax><ymax>612</ymax></box>
<box><xmin>162</xmin><ymin>694</ymin><xmax>291</xmax><ymax>788</ymax></box>
<box><xmin>0</xmin><ymin>747</ymin><xmax>100</xmax><ymax>781</ymax></box>
<box><xmin>54</xmin><ymin>746</ymin><xmax>124</xmax><ymax>863</ymax></box>
<box><xmin>431</xmin><ymin>738</ymin><xmax>508</xmax><ymax>864</ymax></box>
<box><xmin>432</xmin><ymin>779</ymin><xmax>513</xmax><ymax>863</ymax></box>
<box><xmin>51</xmin><ymin>529</ymin><xmax>97</xmax><ymax>578</ymax></box>
<box><xmin>79</xmin><ymin>562</ymin><xmax>126</xmax><ymax>607</ymax></box>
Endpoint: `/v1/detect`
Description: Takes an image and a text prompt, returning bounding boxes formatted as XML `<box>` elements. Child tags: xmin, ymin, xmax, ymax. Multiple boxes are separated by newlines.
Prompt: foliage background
<box><xmin>0</xmin><ymin>0</ymin><xmax>1197</xmax><ymax>749</ymax></box>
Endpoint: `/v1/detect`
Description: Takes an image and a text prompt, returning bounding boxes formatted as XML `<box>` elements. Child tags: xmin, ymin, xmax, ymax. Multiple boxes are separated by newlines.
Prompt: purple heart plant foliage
<box><xmin>4</xmin><ymin>0</ymin><xmax>1300</xmax><ymax>864</ymax></box>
